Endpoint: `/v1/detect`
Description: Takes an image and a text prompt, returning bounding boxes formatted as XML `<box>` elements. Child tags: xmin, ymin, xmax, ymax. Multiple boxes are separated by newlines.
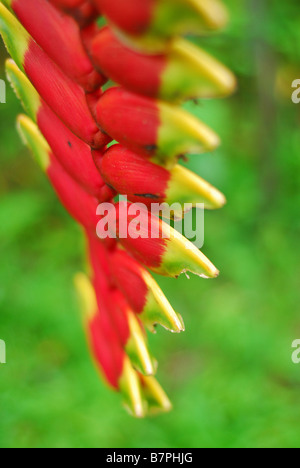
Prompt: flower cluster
<box><xmin>0</xmin><ymin>0</ymin><xmax>235</xmax><ymax>416</ymax></box>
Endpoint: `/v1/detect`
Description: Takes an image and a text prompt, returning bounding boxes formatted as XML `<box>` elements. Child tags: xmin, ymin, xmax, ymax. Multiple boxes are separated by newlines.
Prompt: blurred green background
<box><xmin>1</xmin><ymin>0</ymin><xmax>300</xmax><ymax>448</ymax></box>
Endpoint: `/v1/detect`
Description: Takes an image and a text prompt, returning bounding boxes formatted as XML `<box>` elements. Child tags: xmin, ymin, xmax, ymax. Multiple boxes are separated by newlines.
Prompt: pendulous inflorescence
<box><xmin>0</xmin><ymin>0</ymin><xmax>236</xmax><ymax>417</ymax></box>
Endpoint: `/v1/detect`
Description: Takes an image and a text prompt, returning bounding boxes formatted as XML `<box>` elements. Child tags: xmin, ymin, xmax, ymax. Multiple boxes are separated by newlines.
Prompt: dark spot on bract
<box><xmin>134</xmin><ymin>193</ymin><xmax>160</xmax><ymax>199</ymax></box>
<box><xmin>179</xmin><ymin>154</ymin><xmax>189</xmax><ymax>162</ymax></box>
<box><xmin>145</xmin><ymin>144</ymin><xmax>157</xmax><ymax>153</ymax></box>
<box><xmin>106</xmin><ymin>183</ymin><xmax>116</xmax><ymax>192</ymax></box>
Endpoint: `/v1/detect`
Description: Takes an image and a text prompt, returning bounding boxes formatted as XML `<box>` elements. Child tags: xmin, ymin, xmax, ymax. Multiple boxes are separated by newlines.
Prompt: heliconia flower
<box><xmin>0</xmin><ymin>3</ymin><xmax>104</xmax><ymax>148</ymax></box>
<box><xmin>6</xmin><ymin>60</ymin><xmax>111</xmax><ymax>199</ymax></box>
<box><xmin>3</xmin><ymin>0</ymin><xmax>106</xmax><ymax>92</ymax></box>
<box><xmin>91</xmin><ymin>27</ymin><xmax>236</xmax><ymax>101</ymax></box>
<box><xmin>86</xmin><ymin>232</ymin><xmax>157</xmax><ymax>376</ymax></box>
<box><xmin>75</xmin><ymin>272</ymin><xmax>172</xmax><ymax>416</ymax></box>
<box><xmin>96</xmin><ymin>87</ymin><xmax>220</xmax><ymax>168</ymax></box>
<box><xmin>16</xmin><ymin>115</ymin><xmax>106</xmax><ymax>230</ymax></box>
<box><xmin>97</xmin><ymin>201</ymin><xmax>219</xmax><ymax>278</ymax></box>
<box><xmin>93</xmin><ymin>0</ymin><xmax>228</xmax><ymax>51</ymax></box>
<box><xmin>97</xmin><ymin>144</ymin><xmax>226</xmax><ymax>213</ymax></box>
<box><xmin>109</xmin><ymin>247</ymin><xmax>185</xmax><ymax>333</ymax></box>
<box><xmin>4</xmin><ymin>0</ymin><xmax>235</xmax><ymax>417</ymax></box>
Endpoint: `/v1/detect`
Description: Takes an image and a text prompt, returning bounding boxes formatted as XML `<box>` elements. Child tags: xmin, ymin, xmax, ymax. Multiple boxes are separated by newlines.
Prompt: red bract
<box><xmin>47</xmin><ymin>154</ymin><xmax>102</xmax><ymax>230</ymax></box>
<box><xmin>87</xmin><ymin>231</ymin><xmax>157</xmax><ymax>376</ymax></box>
<box><xmin>39</xmin><ymin>106</ymin><xmax>109</xmax><ymax>199</ymax></box>
<box><xmin>96</xmin><ymin>144</ymin><xmax>226</xmax><ymax>212</ymax></box>
<box><xmin>96</xmin><ymin>201</ymin><xmax>164</xmax><ymax>268</ymax></box>
<box><xmin>96</xmin><ymin>201</ymin><xmax>219</xmax><ymax>278</ymax></box>
<box><xmin>96</xmin><ymin>87</ymin><xmax>159</xmax><ymax>159</ymax></box>
<box><xmin>91</xmin><ymin>27</ymin><xmax>163</xmax><ymax>97</ymax></box>
<box><xmin>109</xmin><ymin>249</ymin><xmax>150</xmax><ymax>314</ymax></box>
<box><xmin>92</xmin><ymin>0</ymin><xmax>153</xmax><ymax>36</ymax></box>
<box><xmin>96</xmin><ymin>144</ymin><xmax>168</xmax><ymax>205</ymax></box>
<box><xmin>108</xmin><ymin>247</ymin><xmax>184</xmax><ymax>335</ymax></box>
<box><xmin>9</xmin><ymin>0</ymin><xmax>106</xmax><ymax>91</ymax></box>
<box><xmin>24</xmin><ymin>40</ymin><xmax>102</xmax><ymax>147</ymax></box>
<box><xmin>96</xmin><ymin>86</ymin><xmax>220</xmax><ymax>167</ymax></box>
<box><xmin>0</xmin><ymin>5</ymin><xmax>105</xmax><ymax>146</ymax></box>
<box><xmin>6</xmin><ymin>60</ymin><xmax>111</xmax><ymax>199</ymax></box>
<box><xmin>92</xmin><ymin>0</ymin><xmax>229</xmax><ymax>50</ymax></box>
<box><xmin>87</xmin><ymin>308</ymin><xmax>125</xmax><ymax>389</ymax></box>
<box><xmin>90</xmin><ymin>26</ymin><xmax>236</xmax><ymax>101</ymax></box>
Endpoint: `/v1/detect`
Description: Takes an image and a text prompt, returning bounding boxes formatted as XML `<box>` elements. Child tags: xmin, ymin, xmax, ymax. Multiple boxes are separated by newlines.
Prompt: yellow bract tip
<box><xmin>16</xmin><ymin>114</ymin><xmax>50</xmax><ymax>171</ymax></box>
<box><xmin>74</xmin><ymin>273</ymin><xmax>97</xmax><ymax>321</ymax></box>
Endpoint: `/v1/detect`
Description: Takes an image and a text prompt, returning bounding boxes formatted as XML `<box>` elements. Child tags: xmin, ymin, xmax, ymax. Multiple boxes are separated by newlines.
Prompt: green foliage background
<box><xmin>0</xmin><ymin>0</ymin><xmax>300</xmax><ymax>448</ymax></box>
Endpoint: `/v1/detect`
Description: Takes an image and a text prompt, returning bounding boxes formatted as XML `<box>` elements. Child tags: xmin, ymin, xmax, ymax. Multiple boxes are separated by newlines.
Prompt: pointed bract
<box><xmin>0</xmin><ymin>4</ymin><xmax>104</xmax><ymax>147</ymax></box>
<box><xmin>126</xmin><ymin>310</ymin><xmax>157</xmax><ymax>376</ymax></box>
<box><xmin>75</xmin><ymin>272</ymin><xmax>124</xmax><ymax>389</ymax></box>
<box><xmin>140</xmin><ymin>375</ymin><xmax>172</xmax><ymax>415</ymax></box>
<box><xmin>8</xmin><ymin>0</ymin><xmax>106</xmax><ymax>91</ymax></box>
<box><xmin>17</xmin><ymin>115</ymin><xmax>100</xmax><ymax>230</ymax></box>
<box><xmin>93</xmin><ymin>0</ymin><xmax>228</xmax><ymax>51</ymax></box>
<box><xmin>86</xmin><ymin>233</ymin><xmax>157</xmax><ymax>375</ymax></box>
<box><xmin>110</xmin><ymin>248</ymin><xmax>184</xmax><ymax>333</ymax></box>
<box><xmin>7</xmin><ymin>60</ymin><xmax>111</xmax><ymax>200</ymax></box>
<box><xmin>91</xmin><ymin>27</ymin><xmax>236</xmax><ymax>101</ymax></box>
<box><xmin>6</xmin><ymin>59</ymin><xmax>40</xmax><ymax>121</ymax></box>
<box><xmin>0</xmin><ymin>2</ymin><xmax>28</xmax><ymax>70</ymax></box>
<box><xmin>16</xmin><ymin>114</ymin><xmax>50</xmax><ymax>171</ymax></box>
<box><xmin>98</xmin><ymin>144</ymin><xmax>226</xmax><ymax>214</ymax></box>
<box><xmin>119</xmin><ymin>357</ymin><xmax>146</xmax><ymax>418</ymax></box>
<box><xmin>97</xmin><ymin>201</ymin><xmax>219</xmax><ymax>278</ymax></box>
<box><xmin>96</xmin><ymin>87</ymin><xmax>220</xmax><ymax>168</ymax></box>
